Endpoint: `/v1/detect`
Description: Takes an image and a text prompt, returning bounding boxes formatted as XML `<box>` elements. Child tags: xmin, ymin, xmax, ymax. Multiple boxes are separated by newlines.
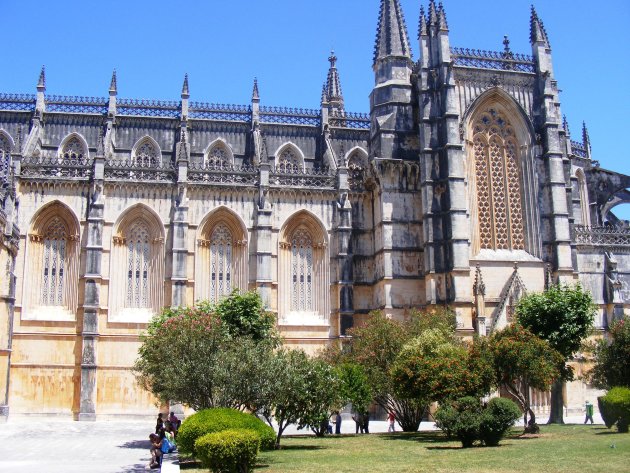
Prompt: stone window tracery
<box><xmin>209</xmin><ymin>224</ymin><xmax>233</xmax><ymax>302</ymax></box>
<box><xmin>61</xmin><ymin>137</ymin><xmax>86</xmax><ymax>162</ymax></box>
<box><xmin>0</xmin><ymin>134</ymin><xmax>10</xmax><ymax>178</ymax></box>
<box><xmin>473</xmin><ymin>109</ymin><xmax>525</xmax><ymax>250</ymax></box>
<box><xmin>290</xmin><ymin>228</ymin><xmax>313</xmax><ymax>311</ymax></box>
<box><xmin>126</xmin><ymin>221</ymin><xmax>150</xmax><ymax>308</ymax></box>
<box><xmin>41</xmin><ymin>217</ymin><xmax>68</xmax><ymax>306</ymax></box>
<box><xmin>277</xmin><ymin>148</ymin><xmax>300</xmax><ymax>173</ymax></box>
<box><xmin>134</xmin><ymin>140</ymin><xmax>159</xmax><ymax>167</ymax></box>
<box><xmin>347</xmin><ymin>152</ymin><xmax>365</xmax><ymax>191</ymax></box>
<box><xmin>207</xmin><ymin>145</ymin><xmax>229</xmax><ymax>167</ymax></box>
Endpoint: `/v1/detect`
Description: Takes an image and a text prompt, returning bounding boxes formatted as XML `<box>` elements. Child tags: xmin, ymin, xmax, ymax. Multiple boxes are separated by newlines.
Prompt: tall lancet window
<box><xmin>291</xmin><ymin>228</ymin><xmax>313</xmax><ymax>311</ymax></box>
<box><xmin>126</xmin><ymin>221</ymin><xmax>150</xmax><ymax>308</ymax></box>
<box><xmin>61</xmin><ymin>137</ymin><xmax>86</xmax><ymax>162</ymax></box>
<box><xmin>41</xmin><ymin>217</ymin><xmax>67</xmax><ymax>306</ymax></box>
<box><xmin>473</xmin><ymin>110</ymin><xmax>525</xmax><ymax>250</ymax></box>
<box><xmin>134</xmin><ymin>139</ymin><xmax>160</xmax><ymax>167</ymax></box>
<box><xmin>277</xmin><ymin>148</ymin><xmax>300</xmax><ymax>173</ymax></box>
<box><xmin>210</xmin><ymin>224</ymin><xmax>233</xmax><ymax>302</ymax></box>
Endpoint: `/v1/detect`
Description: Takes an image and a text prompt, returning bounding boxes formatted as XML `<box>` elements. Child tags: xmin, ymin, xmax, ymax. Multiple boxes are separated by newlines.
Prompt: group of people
<box><xmin>326</xmin><ymin>410</ymin><xmax>397</xmax><ymax>435</ymax></box>
<box><xmin>148</xmin><ymin>412</ymin><xmax>181</xmax><ymax>469</ymax></box>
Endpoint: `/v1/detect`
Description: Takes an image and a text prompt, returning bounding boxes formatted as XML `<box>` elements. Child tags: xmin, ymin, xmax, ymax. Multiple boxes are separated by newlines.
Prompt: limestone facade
<box><xmin>0</xmin><ymin>1</ymin><xmax>628</xmax><ymax>419</ymax></box>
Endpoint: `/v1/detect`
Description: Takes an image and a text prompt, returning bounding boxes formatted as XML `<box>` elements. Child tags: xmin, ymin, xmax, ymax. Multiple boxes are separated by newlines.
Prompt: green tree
<box><xmin>516</xmin><ymin>284</ymin><xmax>596</xmax><ymax>424</ymax></box>
<box><xmin>335</xmin><ymin>363</ymin><xmax>372</xmax><ymax>415</ymax></box>
<box><xmin>488</xmin><ymin>324</ymin><xmax>563</xmax><ymax>428</ymax></box>
<box><xmin>213</xmin><ymin>290</ymin><xmax>278</xmax><ymax>343</ymax></box>
<box><xmin>343</xmin><ymin>309</ymin><xmax>456</xmax><ymax>432</ymax></box>
<box><xmin>588</xmin><ymin>317</ymin><xmax>630</xmax><ymax>390</ymax></box>
<box><xmin>134</xmin><ymin>292</ymin><xmax>278</xmax><ymax>411</ymax></box>
<box><xmin>297</xmin><ymin>358</ymin><xmax>342</xmax><ymax>437</ymax></box>
<box><xmin>391</xmin><ymin>329</ymin><xmax>495</xmax><ymax>408</ymax></box>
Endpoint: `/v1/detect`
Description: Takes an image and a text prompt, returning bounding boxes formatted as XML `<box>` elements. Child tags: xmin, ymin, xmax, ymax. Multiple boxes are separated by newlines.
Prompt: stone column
<box><xmin>335</xmin><ymin>166</ymin><xmax>353</xmax><ymax>336</ymax></box>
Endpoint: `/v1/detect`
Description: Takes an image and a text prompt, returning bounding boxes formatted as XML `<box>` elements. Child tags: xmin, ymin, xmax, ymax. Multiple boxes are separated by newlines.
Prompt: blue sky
<box><xmin>1</xmin><ymin>0</ymin><xmax>628</xmax><ymax>217</ymax></box>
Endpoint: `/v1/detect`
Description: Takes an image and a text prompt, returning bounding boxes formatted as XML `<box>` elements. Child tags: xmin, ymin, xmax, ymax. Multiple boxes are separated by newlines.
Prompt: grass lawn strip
<box><xmin>181</xmin><ymin>425</ymin><xmax>630</xmax><ymax>473</ymax></box>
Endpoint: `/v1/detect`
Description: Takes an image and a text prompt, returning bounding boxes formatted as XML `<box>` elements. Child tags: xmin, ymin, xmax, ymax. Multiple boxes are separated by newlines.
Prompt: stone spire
<box><xmin>562</xmin><ymin>115</ymin><xmax>570</xmax><ymax>135</ymax></box>
<box><xmin>530</xmin><ymin>5</ymin><xmax>550</xmax><ymax>47</ymax></box>
<box><xmin>325</xmin><ymin>51</ymin><xmax>344</xmax><ymax>113</ymax></box>
<box><xmin>418</xmin><ymin>5</ymin><xmax>428</xmax><ymax>38</ymax></box>
<box><xmin>109</xmin><ymin>70</ymin><xmax>117</xmax><ymax>94</ymax></box>
<box><xmin>373</xmin><ymin>0</ymin><xmax>412</xmax><ymax>65</ymax></box>
<box><xmin>320</xmin><ymin>82</ymin><xmax>328</xmax><ymax>107</ymax></box>
<box><xmin>37</xmin><ymin>66</ymin><xmax>46</xmax><ymax>91</ymax></box>
<box><xmin>582</xmin><ymin>121</ymin><xmax>592</xmax><ymax>159</ymax></box>
<box><xmin>428</xmin><ymin>0</ymin><xmax>438</xmax><ymax>28</ymax></box>
<box><xmin>181</xmin><ymin>73</ymin><xmax>189</xmax><ymax>98</ymax></box>
<box><xmin>252</xmin><ymin>77</ymin><xmax>260</xmax><ymax>101</ymax></box>
<box><xmin>437</xmin><ymin>1</ymin><xmax>448</xmax><ymax>31</ymax></box>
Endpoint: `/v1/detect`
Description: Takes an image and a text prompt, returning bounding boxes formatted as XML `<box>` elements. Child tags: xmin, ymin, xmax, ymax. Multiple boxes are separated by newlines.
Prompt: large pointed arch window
<box><xmin>209</xmin><ymin>224</ymin><xmax>233</xmax><ymax>301</ymax></box>
<box><xmin>126</xmin><ymin>220</ymin><xmax>151</xmax><ymax>308</ymax></box>
<box><xmin>347</xmin><ymin>149</ymin><xmax>367</xmax><ymax>191</ymax></box>
<box><xmin>206</xmin><ymin>143</ymin><xmax>230</xmax><ymax>167</ymax></box>
<box><xmin>290</xmin><ymin>228</ymin><xmax>313</xmax><ymax>311</ymax></box>
<box><xmin>23</xmin><ymin>204</ymin><xmax>80</xmax><ymax>321</ymax></box>
<box><xmin>472</xmin><ymin>110</ymin><xmax>525</xmax><ymax>251</ymax></box>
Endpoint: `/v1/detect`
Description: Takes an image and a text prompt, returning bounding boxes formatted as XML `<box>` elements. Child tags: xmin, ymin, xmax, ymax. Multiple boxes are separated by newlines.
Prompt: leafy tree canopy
<box><xmin>588</xmin><ymin>317</ymin><xmax>630</xmax><ymax>390</ymax></box>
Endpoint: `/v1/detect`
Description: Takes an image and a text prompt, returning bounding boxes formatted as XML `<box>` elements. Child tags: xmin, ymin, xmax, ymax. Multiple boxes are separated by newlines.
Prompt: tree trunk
<box><xmin>547</xmin><ymin>379</ymin><xmax>565</xmax><ymax>424</ymax></box>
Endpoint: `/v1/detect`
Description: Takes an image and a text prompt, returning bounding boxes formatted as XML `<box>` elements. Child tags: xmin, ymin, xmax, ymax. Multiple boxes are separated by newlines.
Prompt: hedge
<box><xmin>178</xmin><ymin>408</ymin><xmax>275</xmax><ymax>455</ymax></box>
<box><xmin>195</xmin><ymin>428</ymin><xmax>260</xmax><ymax>473</ymax></box>
<box><xmin>598</xmin><ymin>387</ymin><xmax>630</xmax><ymax>433</ymax></box>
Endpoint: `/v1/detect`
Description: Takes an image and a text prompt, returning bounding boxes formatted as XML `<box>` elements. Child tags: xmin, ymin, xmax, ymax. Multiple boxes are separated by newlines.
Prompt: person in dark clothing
<box><xmin>155</xmin><ymin>413</ymin><xmax>165</xmax><ymax>434</ymax></box>
<box><xmin>335</xmin><ymin>411</ymin><xmax>342</xmax><ymax>434</ymax></box>
<box><xmin>362</xmin><ymin>412</ymin><xmax>370</xmax><ymax>434</ymax></box>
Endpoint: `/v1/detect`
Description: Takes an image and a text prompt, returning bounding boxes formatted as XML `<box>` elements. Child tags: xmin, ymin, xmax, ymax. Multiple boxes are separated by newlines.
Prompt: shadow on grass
<box><xmin>118</xmin><ymin>440</ymin><xmax>150</xmax><ymax>450</ymax></box>
<box><xmin>595</xmin><ymin>430</ymin><xmax>624</xmax><ymax>435</ymax></box>
<box><xmin>277</xmin><ymin>445</ymin><xmax>327</xmax><ymax>451</ymax></box>
<box><xmin>380</xmin><ymin>432</ymin><xmax>447</xmax><ymax>444</ymax></box>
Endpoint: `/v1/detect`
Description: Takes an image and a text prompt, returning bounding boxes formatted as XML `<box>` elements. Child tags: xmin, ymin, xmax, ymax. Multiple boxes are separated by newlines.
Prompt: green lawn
<box><xmin>182</xmin><ymin>425</ymin><xmax>629</xmax><ymax>473</ymax></box>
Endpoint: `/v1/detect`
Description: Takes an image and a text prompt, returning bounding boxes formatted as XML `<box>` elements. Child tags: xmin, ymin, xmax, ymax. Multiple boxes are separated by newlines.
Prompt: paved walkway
<box><xmin>0</xmin><ymin>414</ymin><xmax>604</xmax><ymax>472</ymax></box>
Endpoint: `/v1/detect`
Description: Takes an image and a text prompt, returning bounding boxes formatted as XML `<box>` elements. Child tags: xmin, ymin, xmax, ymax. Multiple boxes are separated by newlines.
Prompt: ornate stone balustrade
<box><xmin>574</xmin><ymin>225</ymin><xmax>630</xmax><ymax>248</ymax></box>
<box><xmin>188</xmin><ymin>163</ymin><xmax>258</xmax><ymax>186</ymax></box>
<box><xmin>270</xmin><ymin>167</ymin><xmax>335</xmax><ymax>189</ymax></box>
<box><xmin>260</xmin><ymin>106</ymin><xmax>321</xmax><ymax>126</ymax></box>
<box><xmin>104</xmin><ymin>159</ymin><xmax>175</xmax><ymax>182</ymax></box>
<box><xmin>117</xmin><ymin>98</ymin><xmax>181</xmax><ymax>118</ymax></box>
<box><xmin>46</xmin><ymin>95</ymin><xmax>108</xmax><ymax>114</ymax></box>
<box><xmin>451</xmin><ymin>47</ymin><xmax>535</xmax><ymax>73</ymax></box>
<box><xmin>571</xmin><ymin>140</ymin><xmax>587</xmax><ymax>158</ymax></box>
<box><xmin>20</xmin><ymin>156</ymin><xmax>93</xmax><ymax>180</ymax></box>
<box><xmin>189</xmin><ymin>102</ymin><xmax>251</xmax><ymax>122</ymax></box>
<box><xmin>329</xmin><ymin>111</ymin><xmax>370</xmax><ymax>130</ymax></box>
<box><xmin>0</xmin><ymin>93</ymin><xmax>36</xmax><ymax>112</ymax></box>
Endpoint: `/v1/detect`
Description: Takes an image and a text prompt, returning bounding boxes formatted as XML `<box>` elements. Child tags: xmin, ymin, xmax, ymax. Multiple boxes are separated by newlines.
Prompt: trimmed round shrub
<box><xmin>479</xmin><ymin>397</ymin><xmax>521</xmax><ymax>446</ymax></box>
<box><xmin>599</xmin><ymin>387</ymin><xmax>630</xmax><ymax>433</ymax></box>
<box><xmin>435</xmin><ymin>397</ymin><xmax>482</xmax><ymax>448</ymax></box>
<box><xmin>195</xmin><ymin>428</ymin><xmax>260</xmax><ymax>473</ymax></box>
<box><xmin>178</xmin><ymin>408</ymin><xmax>275</xmax><ymax>455</ymax></box>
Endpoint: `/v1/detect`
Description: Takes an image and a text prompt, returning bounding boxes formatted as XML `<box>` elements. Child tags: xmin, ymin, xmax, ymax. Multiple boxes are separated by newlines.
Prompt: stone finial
<box><xmin>503</xmin><ymin>35</ymin><xmax>512</xmax><ymax>56</ymax></box>
<box><xmin>109</xmin><ymin>69</ymin><xmax>117</xmax><ymax>94</ymax></box>
<box><xmin>181</xmin><ymin>74</ymin><xmax>189</xmax><ymax>97</ymax></box>
<box><xmin>37</xmin><ymin>66</ymin><xmax>46</xmax><ymax>90</ymax></box>
<box><xmin>562</xmin><ymin>115</ymin><xmax>570</xmax><ymax>135</ymax></box>
<box><xmin>373</xmin><ymin>0</ymin><xmax>412</xmax><ymax>65</ymax></box>
<box><xmin>418</xmin><ymin>5</ymin><xmax>428</xmax><ymax>38</ymax></box>
<box><xmin>437</xmin><ymin>2</ymin><xmax>448</xmax><ymax>31</ymax></box>
<box><xmin>473</xmin><ymin>263</ymin><xmax>486</xmax><ymax>296</ymax></box>
<box><xmin>320</xmin><ymin>82</ymin><xmax>328</xmax><ymax>106</ymax></box>
<box><xmin>530</xmin><ymin>5</ymin><xmax>550</xmax><ymax>47</ymax></box>
<box><xmin>252</xmin><ymin>77</ymin><xmax>260</xmax><ymax>101</ymax></box>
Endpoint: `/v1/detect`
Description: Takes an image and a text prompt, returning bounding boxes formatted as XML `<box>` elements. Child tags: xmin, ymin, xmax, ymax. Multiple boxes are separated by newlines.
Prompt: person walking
<box><xmin>388</xmin><ymin>411</ymin><xmax>396</xmax><ymax>433</ymax></box>
<box><xmin>584</xmin><ymin>400</ymin><xmax>594</xmax><ymax>424</ymax></box>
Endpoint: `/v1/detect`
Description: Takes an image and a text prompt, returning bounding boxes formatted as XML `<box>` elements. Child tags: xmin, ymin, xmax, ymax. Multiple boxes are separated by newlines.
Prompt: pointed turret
<box><xmin>562</xmin><ymin>115</ymin><xmax>570</xmax><ymax>135</ymax></box>
<box><xmin>252</xmin><ymin>77</ymin><xmax>260</xmax><ymax>102</ymax></box>
<box><xmin>320</xmin><ymin>82</ymin><xmax>328</xmax><ymax>107</ymax></box>
<box><xmin>373</xmin><ymin>0</ymin><xmax>412</xmax><ymax>66</ymax></box>
<box><xmin>437</xmin><ymin>2</ymin><xmax>448</xmax><ymax>31</ymax></box>
<box><xmin>418</xmin><ymin>5</ymin><xmax>428</xmax><ymax>38</ymax></box>
<box><xmin>35</xmin><ymin>66</ymin><xmax>46</xmax><ymax>114</ymax></box>
<box><xmin>428</xmin><ymin>0</ymin><xmax>438</xmax><ymax>29</ymax></box>
<box><xmin>108</xmin><ymin>69</ymin><xmax>117</xmax><ymax>116</ymax></box>
<box><xmin>530</xmin><ymin>5</ymin><xmax>550</xmax><ymax>47</ymax></box>
<box><xmin>180</xmin><ymin>74</ymin><xmax>189</xmax><ymax>119</ymax></box>
<box><xmin>109</xmin><ymin>70</ymin><xmax>117</xmax><ymax>94</ymax></box>
<box><xmin>181</xmin><ymin>74</ymin><xmax>189</xmax><ymax>98</ymax></box>
<box><xmin>582</xmin><ymin>121</ymin><xmax>592</xmax><ymax>159</ymax></box>
<box><xmin>325</xmin><ymin>51</ymin><xmax>345</xmax><ymax>115</ymax></box>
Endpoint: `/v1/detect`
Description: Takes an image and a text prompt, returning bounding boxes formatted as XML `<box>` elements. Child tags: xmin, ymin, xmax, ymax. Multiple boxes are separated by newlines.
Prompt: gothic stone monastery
<box><xmin>0</xmin><ymin>1</ymin><xmax>628</xmax><ymax>420</ymax></box>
